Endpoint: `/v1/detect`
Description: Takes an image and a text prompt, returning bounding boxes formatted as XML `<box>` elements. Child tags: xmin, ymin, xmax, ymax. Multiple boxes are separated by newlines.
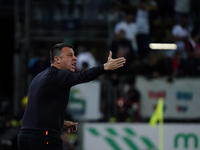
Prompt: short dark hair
<box><xmin>50</xmin><ymin>43</ymin><xmax>74</xmax><ymax>64</ymax></box>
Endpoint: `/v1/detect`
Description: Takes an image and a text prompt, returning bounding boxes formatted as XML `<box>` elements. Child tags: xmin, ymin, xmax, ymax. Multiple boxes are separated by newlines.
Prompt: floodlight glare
<box><xmin>149</xmin><ymin>43</ymin><xmax>177</xmax><ymax>50</ymax></box>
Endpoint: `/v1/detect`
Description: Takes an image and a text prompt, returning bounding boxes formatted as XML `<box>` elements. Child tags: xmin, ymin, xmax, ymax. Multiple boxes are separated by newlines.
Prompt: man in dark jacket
<box><xmin>17</xmin><ymin>43</ymin><xmax>126</xmax><ymax>150</ymax></box>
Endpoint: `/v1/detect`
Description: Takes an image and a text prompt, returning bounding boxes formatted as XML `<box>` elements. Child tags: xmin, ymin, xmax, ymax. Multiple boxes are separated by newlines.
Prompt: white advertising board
<box><xmin>135</xmin><ymin>76</ymin><xmax>200</xmax><ymax>119</ymax></box>
<box><xmin>82</xmin><ymin>123</ymin><xmax>200</xmax><ymax>150</ymax></box>
<box><xmin>68</xmin><ymin>81</ymin><xmax>101</xmax><ymax>121</ymax></box>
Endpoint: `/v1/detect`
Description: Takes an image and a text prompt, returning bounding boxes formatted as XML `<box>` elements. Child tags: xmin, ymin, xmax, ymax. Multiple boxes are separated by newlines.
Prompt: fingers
<box><xmin>73</xmin><ymin>124</ymin><xmax>78</xmax><ymax>131</ymax></box>
<box><xmin>67</xmin><ymin>128</ymin><xmax>71</xmax><ymax>133</ymax></box>
<box><xmin>72</xmin><ymin>125</ymin><xmax>78</xmax><ymax>133</ymax></box>
<box><xmin>108</xmin><ymin>51</ymin><xmax>112</xmax><ymax>59</ymax></box>
<box><xmin>67</xmin><ymin>126</ymin><xmax>77</xmax><ymax>133</ymax></box>
<box><xmin>72</xmin><ymin>122</ymin><xmax>78</xmax><ymax>131</ymax></box>
<box><xmin>115</xmin><ymin>57</ymin><xmax>126</xmax><ymax>65</ymax></box>
<box><xmin>115</xmin><ymin>57</ymin><xmax>126</xmax><ymax>63</ymax></box>
<box><xmin>67</xmin><ymin>124</ymin><xmax>78</xmax><ymax>133</ymax></box>
<box><xmin>113</xmin><ymin>57</ymin><xmax>126</xmax><ymax>69</ymax></box>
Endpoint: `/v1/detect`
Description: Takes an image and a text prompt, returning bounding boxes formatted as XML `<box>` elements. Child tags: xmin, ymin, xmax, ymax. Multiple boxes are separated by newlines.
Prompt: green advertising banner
<box><xmin>82</xmin><ymin>123</ymin><xmax>200</xmax><ymax>150</ymax></box>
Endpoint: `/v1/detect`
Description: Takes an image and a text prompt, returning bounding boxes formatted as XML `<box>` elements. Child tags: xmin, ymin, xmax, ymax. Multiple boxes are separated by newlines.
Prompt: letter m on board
<box><xmin>174</xmin><ymin>133</ymin><xmax>198</xmax><ymax>148</ymax></box>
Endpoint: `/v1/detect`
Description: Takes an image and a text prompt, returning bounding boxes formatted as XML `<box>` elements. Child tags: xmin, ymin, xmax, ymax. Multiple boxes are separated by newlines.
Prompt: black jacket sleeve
<box><xmin>57</xmin><ymin>64</ymin><xmax>105</xmax><ymax>87</ymax></box>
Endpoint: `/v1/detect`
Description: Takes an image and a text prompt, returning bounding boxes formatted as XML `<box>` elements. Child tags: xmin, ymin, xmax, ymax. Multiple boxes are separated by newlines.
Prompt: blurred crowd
<box><xmin>1</xmin><ymin>0</ymin><xmax>200</xmax><ymax>149</ymax></box>
<box><xmin>104</xmin><ymin>0</ymin><xmax>200</xmax><ymax>124</ymax></box>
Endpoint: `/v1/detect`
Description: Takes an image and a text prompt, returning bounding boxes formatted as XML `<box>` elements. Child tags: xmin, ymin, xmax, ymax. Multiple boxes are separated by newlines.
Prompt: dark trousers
<box><xmin>18</xmin><ymin>130</ymin><xmax>63</xmax><ymax>150</ymax></box>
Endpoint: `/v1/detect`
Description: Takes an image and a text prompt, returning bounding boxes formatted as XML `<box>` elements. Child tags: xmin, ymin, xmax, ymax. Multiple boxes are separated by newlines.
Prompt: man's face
<box><xmin>59</xmin><ymin>47</ymin><xmax>77</xmax><ymax>72</ymax></box>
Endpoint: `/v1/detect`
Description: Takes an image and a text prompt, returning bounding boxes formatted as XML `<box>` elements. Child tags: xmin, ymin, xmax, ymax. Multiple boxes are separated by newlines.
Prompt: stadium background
<box><xmin>0</xmin><ymin>0</ymin><xmax>200</xmax><ymax>150</ymax></box>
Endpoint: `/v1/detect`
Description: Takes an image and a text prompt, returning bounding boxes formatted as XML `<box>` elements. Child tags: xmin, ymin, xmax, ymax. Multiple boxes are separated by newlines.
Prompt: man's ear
<box><xmin>54</xmin><ymin>56</ymin><xmax>61</xmax><ymax>64</ymax></box>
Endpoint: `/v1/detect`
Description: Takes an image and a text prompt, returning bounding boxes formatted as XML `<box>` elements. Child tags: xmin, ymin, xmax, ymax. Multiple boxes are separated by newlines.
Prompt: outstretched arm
<box><xmin>57</xmin><ymin>51</ymin><xmax>126</xmax><ymax>87</ymax></box>
<box><xmin>104</xmin><ymin>51</ymin><xmax>126</xmax><ymax>71</ymax></box>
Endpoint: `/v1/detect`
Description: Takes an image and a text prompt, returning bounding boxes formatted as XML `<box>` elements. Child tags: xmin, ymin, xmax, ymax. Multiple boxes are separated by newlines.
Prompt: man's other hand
<box><xmin>63</xmin><ymin>121</ymin><xmax>78</xmax><ymax>133</ymax></box>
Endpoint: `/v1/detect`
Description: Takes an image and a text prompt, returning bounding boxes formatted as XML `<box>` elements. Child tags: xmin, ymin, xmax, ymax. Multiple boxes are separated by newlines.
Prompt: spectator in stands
<box><xmin>135</xmin><ymin>0</ymin><xmax>151</xmax><ymax>58</ymax></box>
<box><xmin>185</xmin><ymin>30</ymin><xmax>200</xmax><ymax>57</ymax></box>
<box><xmin>109</xmin><ymin>98</ymin><xmax>133</xmax><ymax>123</ymax></box>
<box><xmin>171</xmin><ymin>51</ymin><xmax>187</xmax><ymax>78</ymax></box>
<box><xmin>121</xmin><ymin>78</ymin><xmax>141</xmax><ymax>122</ymax></box>
<box><xmin>109</xmin><ymin>29</ymin><xmax>135</xmax><ymax>85</ymax></box>
<box><xmin>80</xmin><ymin>62</ymin><xmax>89</xmax><ymax>71</ymax></box>
<box><xmin>172</xmin><ymin>16</ymin><xmax>193</xmax><ymax>59</ymax></box>
<box><xmin>76</xmin><ymin>45</ymin><xmax>98</xmax><ymax>72</ymax></box>
<box><xmin>110</xmin><ymin>29</ymin><xmax>134</xmax><ymax>68</ymax></box>
<box><xmin>184</xmin><ymin>30</ymin><xmax>200</xmax><ymax>77</ymax></box>
<box><xmin>114</xmin><ymin>12</ymin><xmax>137</xmax><ymax>51</ymax></box>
